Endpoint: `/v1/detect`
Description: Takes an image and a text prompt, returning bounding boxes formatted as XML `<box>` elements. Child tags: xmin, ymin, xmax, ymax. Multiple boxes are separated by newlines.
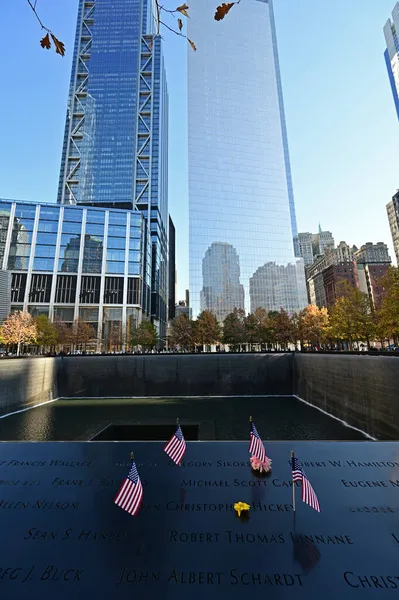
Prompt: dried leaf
<box><xmin>178</xmin><ymin>18</ymin><xmax>183</xmax><ymax>31</ymax></box>
<box><xmin>176</xmin><ymin>4</ymin><xmax>189</xmax><ymax>17</ymax></box>
<box><xmin>188</xmin><ymin>38</ymin><xmax>196</xmax><ymax>52</ymax></box>
<box><xmin>214</xmin><ymin>2</ymin><xmax>235</xmax><ymax>21</ymax></box>
<box><xmin>51</xmin><ymin>33</ymin><xmax>65</xmax><ymax>57</ymax></box>
<box><xmin>40</xmin><ymin>33</ymin><xmax>51</xmax><ymax>49</ymax></box>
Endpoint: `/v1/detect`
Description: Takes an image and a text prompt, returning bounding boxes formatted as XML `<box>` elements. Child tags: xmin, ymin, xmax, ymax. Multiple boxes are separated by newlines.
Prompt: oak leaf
<box><xmin>176</xmin><ymin>4</ymin><xmax>189</xmax><ymax>17</ymax></box>
<box><xmin>188</xmin><ymin>38</ymin><xmax>197</xmax><ymax>52</ymax></box>
<box><xmin>214</xmin><ymin>2</ymin><xmax>235</xmax><ymax>21</ymax></box>
<box><xmin>178</xmin><ymin>18</ymin><xmax>183</xmax><ymax>31</ymax></box>
<box><xmin>40</xmin><ymin>33</ymin><xmax>51</xmax><ymax>49</ymax></box>
<box><xmin>51</xmin><ymin>33</ymin><xmax>65</xmax><ymax>56</ymax></box>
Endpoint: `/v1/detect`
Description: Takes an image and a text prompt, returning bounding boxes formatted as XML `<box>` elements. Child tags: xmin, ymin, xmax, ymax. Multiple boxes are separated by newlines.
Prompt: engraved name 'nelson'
<box><xmin>0</xmin><ymin>500</ymin><xmax>79</xmax><ymax>510</ymax></box>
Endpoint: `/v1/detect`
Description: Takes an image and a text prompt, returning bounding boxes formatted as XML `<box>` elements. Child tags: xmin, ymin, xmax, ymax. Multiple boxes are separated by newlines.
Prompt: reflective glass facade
<box><xmin>0</xmin><ymin>199</ymin><xmax>150</xmax><ymax>351</ymax></box>
<box><xmin>187</xmin><ymin>0</ymin><xmax>307</xmax><ymax>318</ymax></box>
<box><xmin>384</xmin><ymin>3</ymin><xmax>399</xmax><ymax>121</ymax></box>
<box><xmin>58</xmin><ymin>0</ymin><xmax>169</xmax><ymax>339</ymax></box>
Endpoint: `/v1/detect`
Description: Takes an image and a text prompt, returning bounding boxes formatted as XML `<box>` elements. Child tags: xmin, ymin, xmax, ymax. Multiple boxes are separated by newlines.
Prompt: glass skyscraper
<box><xmin>58</xmin><ymin>0</ymin><xmax>169</xmax><ymax>337</ymax></box>
<box><xmin>384</xmin><ymin>3</ymin><xmax>399</xmax><ymax>120</ymax></box>
<box><xmin>187</xmin><ymin>0</ymin><xmax>307</xmax><ymax>319</ymax></box>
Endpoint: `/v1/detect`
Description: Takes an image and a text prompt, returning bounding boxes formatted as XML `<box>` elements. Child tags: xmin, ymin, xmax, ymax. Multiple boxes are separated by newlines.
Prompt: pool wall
<box><xmin>0</xmin><ymin>354</ymin><xmax>398</xmax><ymax>439</ymax></box>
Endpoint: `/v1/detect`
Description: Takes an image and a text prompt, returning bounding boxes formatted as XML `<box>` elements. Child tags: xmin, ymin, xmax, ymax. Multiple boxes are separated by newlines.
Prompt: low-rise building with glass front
<box><xmin>0</xmin><ymin>199</ymin><xmax>151</xmax><ymax>352</ymax></box>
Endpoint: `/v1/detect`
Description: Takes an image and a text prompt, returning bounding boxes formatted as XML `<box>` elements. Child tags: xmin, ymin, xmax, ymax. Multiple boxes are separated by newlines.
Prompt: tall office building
<box><xmin>201</xmin><ymin>242</ymin><xmax>245</xmax><ymax>321</ymax></box>
<box><xmin>387</xmin><ymin>191</ymin><xmax>399</xmax><ymax>263</ymax></box>
<box><xmin>58</xmin><ymin>0</ymin><xmax>169</xmax><ymax>339</ymax></box>
<box><xmin>384</xmin><ymin>3</ymin><xmax>399</xmax><ymax>120</ymax></box>
<box><xmin>295</xmin><ymin>233</ymin><xmax>314</xmax><ymax>266</ymax></box>
<box><xmin>0</xmin><ymin>199</ymin><xmax>151</xmax><ymax>351</ymax></box>
<box><xmin>168</xmin><ymin>216</ymin><xmax>176</xmax><ymax>321</ymax></box>
<box><xmin>187</xmin><ymin>0</ymin><xmax>307</xmax><ymax>317</ymax></box>
<box><xmin>312</xmin><ymin>228</ymin><xmax>335</xmax><ymax>257</ymax></box>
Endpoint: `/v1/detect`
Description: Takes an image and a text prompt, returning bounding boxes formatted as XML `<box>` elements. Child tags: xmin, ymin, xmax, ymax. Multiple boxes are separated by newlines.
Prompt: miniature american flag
<box><xmin>164</xmin><ymin>424</ymin><xmax>186</xmax><ymax>465</ymax></box>
<box><xmin>249</xmin><ymin>420</ymin><xmax>266</xmax><ymax>462</ymax></box>
<box><xmin>114</xmin><ymin>460</ymin><xmax>143</xmax><ymax>516</ymax></box>
<box><xmin>292</xmin><ymin>456</ymin><xmax>320</xmax><ymax>512</ymax></box>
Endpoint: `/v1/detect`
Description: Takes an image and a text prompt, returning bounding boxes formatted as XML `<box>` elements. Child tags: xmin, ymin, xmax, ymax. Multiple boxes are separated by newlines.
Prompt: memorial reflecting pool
<box><xmin>0</xmin><ymin>396</ymin><xmax>367</xmax><ymax>441</ymax></box>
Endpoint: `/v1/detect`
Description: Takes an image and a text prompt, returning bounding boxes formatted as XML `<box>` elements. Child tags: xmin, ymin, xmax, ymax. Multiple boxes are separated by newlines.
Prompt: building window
<box><xmin>28</xmin><ymin>306</ymin><xmax>50</xmax><ymax>318</ymax></box>
<box><xmin>79</xmin><ymin>307</ymin><xmax>99</xmax><ymax>336</ymax></box>
<box><xmin>127</xmin><ymin>277</ymin><xmax>141</xmax><ymax>304</ymax></box>
<box><xmin>103</xmin><ymin>307</ymin><xmax>123</xmax><ymax>352</ymax></box>
<box><xmin>29</xmin><ymin>274</ymin><xmax>52</xmax><ymax>303</ymax></box>
<box><xmin>82</xmin><ymin>234</ymin><xmax>103</xmax><ymax>273</ymax></box>
<box><xmin>0</xmin><ymin>203</ymin><xmax>12</xmax><ymax>266</ymax></box>
<box><xmin>80</xmin><ymin>275</ymin><xmax>100</xmax><ymax>304</ymax></box>
<box><xmin>11</xmin><ymin>273</ymin><xmax>27</xmax><ymax>303</ymax></box>
<box><xmin>54</xmin><ymin>306</ymin><xmax>74</xmax><ymax>323</ymax></box>
<box><xmin>55</xmin><ymin>275</ymin><xmax>77</xmax><ymax>304</ymax></box>
<box><xmin>104</xmin><ymin>277</ymin><xmax>123</xmax><ymax>304</ymax></box>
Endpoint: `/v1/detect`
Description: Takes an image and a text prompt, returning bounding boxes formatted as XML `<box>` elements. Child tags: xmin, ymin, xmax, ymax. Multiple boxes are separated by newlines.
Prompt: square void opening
<box><xmin>91</xmin><ymin>424</ymin><xmax>199</xmax><ymax>441</ymax></box>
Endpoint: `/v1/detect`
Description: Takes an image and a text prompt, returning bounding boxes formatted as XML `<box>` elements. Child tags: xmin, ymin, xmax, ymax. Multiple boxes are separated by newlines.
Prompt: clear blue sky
<box><xmin>1</xmin><ymin>0</ymin><xmax>398</xmax><ymax>299</ymax></box>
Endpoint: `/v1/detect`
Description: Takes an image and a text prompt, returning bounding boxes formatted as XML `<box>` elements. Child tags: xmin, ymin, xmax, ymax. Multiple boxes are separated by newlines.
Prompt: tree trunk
<box><xmin>17</xmin><ymin>341</ymin><xmax>21</xmax><ymax>356</ymax></box>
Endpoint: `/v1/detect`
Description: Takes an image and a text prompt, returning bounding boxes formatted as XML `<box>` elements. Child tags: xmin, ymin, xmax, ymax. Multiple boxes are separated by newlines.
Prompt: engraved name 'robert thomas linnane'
<box><xmin>169</xmin><ymin>531</ymin><xmax>354</xmax><ymax>545</ymax></box>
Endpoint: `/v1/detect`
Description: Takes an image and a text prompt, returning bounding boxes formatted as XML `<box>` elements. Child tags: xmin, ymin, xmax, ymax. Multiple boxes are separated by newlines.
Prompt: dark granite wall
<box><xmin>293</xmin><ymin>354</ymin><xmax>399</xmax><ymax>440</ymax></box>
<box><xmin>56</xmin><ymin>353</ymin><xmax>293</xmax><ymax>398</ymax></box>
<box><xmin>0</xmin><ymin>357</ymin><xmax>57</xmax><ymax>414</ymax></box>
<box><xmin>1</xmin><ymin>354</ymin><xmax>399</xmax><ymax>440</ymax></box>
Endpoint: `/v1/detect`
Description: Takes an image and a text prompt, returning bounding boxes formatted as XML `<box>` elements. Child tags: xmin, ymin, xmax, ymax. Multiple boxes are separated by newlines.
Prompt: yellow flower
<box><xmin>234</xmin><ymin>501</ymin><xmax>250</xmax><ymax>517</ymax></box>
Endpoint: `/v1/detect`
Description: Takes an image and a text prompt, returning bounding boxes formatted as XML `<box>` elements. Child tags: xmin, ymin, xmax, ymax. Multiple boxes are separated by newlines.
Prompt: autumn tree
<box><xmin>169</xmin><ymin>314</ymin><xmax>195</xmax><ymax>350</ymax></box>
<box><xmin>34</xmin><ymin>315</ymin><xmax>58</xmax><ymax>351</ymax></box>
<box><xmin>298</xmin><ymin>305</ymin><xmax>329</xmax><ymax>349</ymax></box>
<box><xmin>328</xmin><ymin>281</ymin><xmax>375</xmax><ymax>350</ymax></box>
<box><xmin>245</xmin><ymin>308</ymin><xmax>274</xmax><ymax>345</ymax></box>
<box><xmin>222</xmin><ymin>308</ymin><xmax>246</xmax><ymax>349</ymax></box>
<box><xmin>376</xmin><ymin>267</ymin><xmax>399</xmax><ymax>345</ymax></box>
<box><xmin>1</xmin><ymin>311</ymin><xmax>37</xmax><ymax>356</ymax></box>
<box><xmin>70</xmin><ymin>318</ymin><xmax>95</xmax><ymax>350</ymax></box>
<box><xmin>273</xmin><ymin>309</ymin><xmax>295</xmax><ymax>349</ymax></box>
<box><xmin>53</xmin><ymin>320</ymin><xmax>72</xmax><ymax>349</ymax></box>
<box><xmin>194</xmin><ymin>310</ymin><xmax>221</xmax><ymax>347</ymax></box>
<box><xmin>131</xmin><ymin>320</ymin><xmax>158</xmax><ymax>350</ymax></box>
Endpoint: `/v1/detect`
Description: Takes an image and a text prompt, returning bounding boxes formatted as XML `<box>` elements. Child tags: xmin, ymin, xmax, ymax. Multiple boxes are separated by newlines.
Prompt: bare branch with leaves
<box><xmin>26</xmin><ymin>0</ymin><xmax>65</xmax><ymax>56</ymax></box>
<box><xmin>155</xmin><ymin>2</ymin><xmax>197</xmax><ymax>51</ymax></box>
<box><xmin>26</xmin><ymin>0</ymin><xmax>241</xmax><ymax>57</ymax></box>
